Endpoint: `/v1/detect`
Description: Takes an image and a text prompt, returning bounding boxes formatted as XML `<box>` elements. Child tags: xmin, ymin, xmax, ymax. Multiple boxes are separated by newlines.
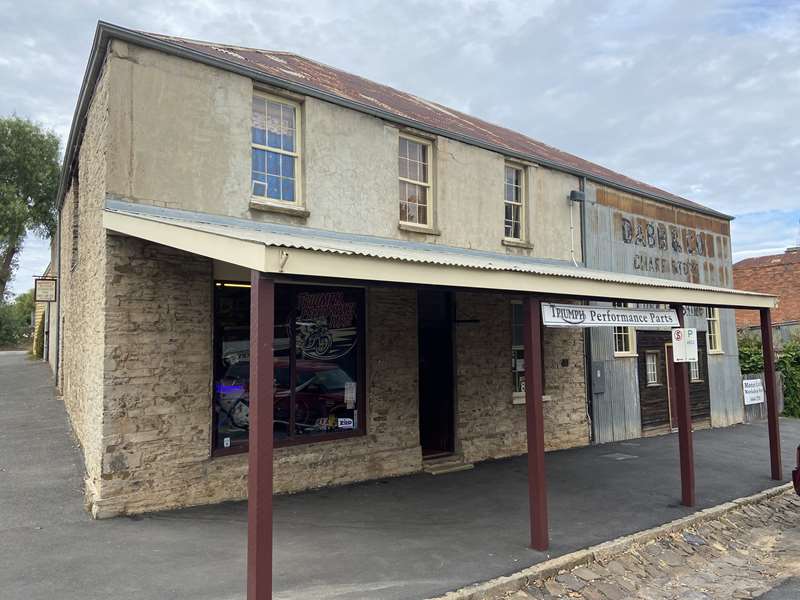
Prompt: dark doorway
<box><xmin>418</xmin><ymin>290</ymin><xmax>455</xmax><ymax>457</ymax></box>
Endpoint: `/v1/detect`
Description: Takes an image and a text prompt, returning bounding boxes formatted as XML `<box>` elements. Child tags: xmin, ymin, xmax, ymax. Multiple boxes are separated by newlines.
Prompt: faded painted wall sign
<box><xmin>615</xmin><ymin>212</ymin><xmax>731</xmax><ymax>285</ymax></box>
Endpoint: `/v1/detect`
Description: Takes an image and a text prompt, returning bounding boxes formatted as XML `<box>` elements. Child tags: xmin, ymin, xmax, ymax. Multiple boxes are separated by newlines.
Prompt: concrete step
<box><xmin>422</xmin><ymin>455</ymin><xmax>474</xmax><ymax>475</ymax></box>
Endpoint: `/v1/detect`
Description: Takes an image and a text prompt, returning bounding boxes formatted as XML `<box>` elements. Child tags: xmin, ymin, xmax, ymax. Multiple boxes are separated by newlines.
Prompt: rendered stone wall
<box><xmin>93</xmin><ymin>250</ymin><xmax>422</xmax><ymax>517</ymax></box>
<box><xmin>455</xmin><ymin>292</ymin><xmax>589</xmax><ymax>463</ymax></box>
<box><xmin>58</xmin><ymin>59</ymin><xmax>110</xmax><ymax>504</ymax></box>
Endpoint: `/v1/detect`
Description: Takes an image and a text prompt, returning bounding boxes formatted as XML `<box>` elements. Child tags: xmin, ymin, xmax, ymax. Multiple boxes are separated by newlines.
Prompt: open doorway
<box><xmin>417</xmin><ymin>289</ymin><xmax>455</xmax><ymax>457</ymax></box>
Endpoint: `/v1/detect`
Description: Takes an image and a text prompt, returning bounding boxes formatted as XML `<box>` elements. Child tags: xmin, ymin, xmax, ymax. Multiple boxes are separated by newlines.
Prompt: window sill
<box><xmin>707</xmin><ymin>349</ymin><xmax>725</xmax><ymax>356</ymax></box>
<box><xmin>211</xmin><ymin>429</ymin><xmax>366</xmax><ymax>457</ymax></box>
<box><xmin>398</xmin><ymin>222</ymin><xmax>441</xmax><ymax>235</ymax></box>
<box><xmin>249</xmin><ymin>199</ymin><xmax>310</xmax><ymax>218</ymax></box>
<box><xmin>614</xmin><ymin>352</ymin><xmax>638</xmax><ymax>358</ymax></box>
<box><xmin>502</xmin><ymin>238</ymin><xmax>534</xmax><ymax>250</ymax></box>
<box><xmin>646</xmin><ymin>383</ymin><xmax>663</xmax><ymax>388</ymax></box>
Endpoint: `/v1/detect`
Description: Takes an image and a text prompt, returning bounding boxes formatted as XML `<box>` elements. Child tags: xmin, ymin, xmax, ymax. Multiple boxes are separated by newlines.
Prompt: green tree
<box><xmin>738</xmin><ymin>331</ymin><xmax>800</xmax><ymax>418</ymax></box>
<box><xmin>0</xmin><ymin>289</ymin><xmax>35</xmax><ymax>348</ymax></box>
<box><xmin>0</xmin><ymin>116</ymin><xmax>61</xmax><ymax>300</ymax></box>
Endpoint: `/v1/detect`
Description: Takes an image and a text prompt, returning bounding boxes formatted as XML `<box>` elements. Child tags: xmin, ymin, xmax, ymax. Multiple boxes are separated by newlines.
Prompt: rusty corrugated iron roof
<box><xmin>138</xmin><ymin>30</ymin><xmax>730</xmax><ymax>220</ymax></box>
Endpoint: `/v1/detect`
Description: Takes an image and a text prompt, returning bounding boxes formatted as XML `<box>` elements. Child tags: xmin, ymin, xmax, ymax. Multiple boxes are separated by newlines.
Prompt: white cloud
<box><xmin>2</xmin><ymin>0</ymin><xmax>798</xmax><ymax>292</ymax></box>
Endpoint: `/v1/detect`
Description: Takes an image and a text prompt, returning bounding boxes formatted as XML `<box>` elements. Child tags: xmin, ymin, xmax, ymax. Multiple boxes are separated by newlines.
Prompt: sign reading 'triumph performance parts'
<box><xmin>541</xmin><ymin>303</ymin><xmax>680</xmax><ymax>329</ymax></box>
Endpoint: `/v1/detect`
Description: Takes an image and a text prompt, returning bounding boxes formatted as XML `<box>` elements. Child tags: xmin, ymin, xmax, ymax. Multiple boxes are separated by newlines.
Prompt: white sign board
<box><xmin>743</xmin><ymin>379</ymin><xmax>765</xmax><ymax>405</ymax></box>
<box><xmin>541</xmin><ymin>303</ymin><xmax>679</xmax><ymax>328</ymax></box>
<box><xmin>34</xmin><ymin>278</ymin><xmax>57</xmax><ymax>302</ymax></box>
<box><xmin>671</xmin><ymin>328</ymin><xmax>698</xmax><ymax>363</ymax></box>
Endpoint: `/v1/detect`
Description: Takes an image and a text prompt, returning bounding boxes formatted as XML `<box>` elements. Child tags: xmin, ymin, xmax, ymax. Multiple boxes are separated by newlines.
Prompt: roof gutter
<box><xmin>58</xmin><ymin>21</ymin><xmax>734</xmax><ymax>221</ymax></box>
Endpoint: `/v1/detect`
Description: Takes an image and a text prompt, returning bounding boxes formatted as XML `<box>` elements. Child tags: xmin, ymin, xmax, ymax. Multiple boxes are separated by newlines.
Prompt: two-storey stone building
<box><xmin>53</xmin><ymin>22</ymin><xmax>771</xmax><ymax>520</ymax></box>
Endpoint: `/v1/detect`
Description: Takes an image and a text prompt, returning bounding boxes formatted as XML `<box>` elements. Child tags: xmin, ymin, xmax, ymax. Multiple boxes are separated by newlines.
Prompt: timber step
<box><xmin>422</xmin><ymin>455</ymin><xmax>474</xmax><ymax>476</ymax></box>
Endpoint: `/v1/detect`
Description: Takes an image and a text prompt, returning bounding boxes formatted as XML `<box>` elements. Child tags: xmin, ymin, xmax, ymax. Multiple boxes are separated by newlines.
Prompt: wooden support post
<box><xmin>248</xmin><ymin>272</ymin><xmax>274</xmax><ymax>600</ymax></box>
<box><xmin>523</xmin><ymin>297</ymin><xmax>548</xmax><ymax>551</ymax></box>
<box><xmin>760</xmin><ymin>308</ymin><xmax>782</xmax><ymax>481</ymax></box>
<box><xmin>672</xmin><ymin>304</ymin><xmax>695</xmax><ymax>507</ymax></box>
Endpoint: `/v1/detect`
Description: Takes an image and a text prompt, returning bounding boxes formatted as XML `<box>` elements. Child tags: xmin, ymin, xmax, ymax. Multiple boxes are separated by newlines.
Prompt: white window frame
<box><xmin>706</xmin><ymin>307</ymin><xmax>723</xmax><ymax>354</ymax></box>
<box><xmin>690</xmin><ymin>353</ymin><xmax>703</xmax><ymax>382</ymax></box>
<box><xmin>504</xmin><ymin>163</ymin><xmax>525</xmax><ymax>241</ymax></box>
<box><xmin>613</xmin><ymin>302</ymin><xmax>637</xmax><ymax>357</ymax></box>
<box><xmin>250</xmin><ymin>92</ymin><xmax>303</xmax><ymax>209</ymax></box>
<box><xmin>645</xmin><ymin>351</ymin><xmax>660</xmax><ymax>386</ymax></box>
<box><xmin>398</xmin><ymin>133</ymin><xmax>434</xmax><ymax>229</ymax></box>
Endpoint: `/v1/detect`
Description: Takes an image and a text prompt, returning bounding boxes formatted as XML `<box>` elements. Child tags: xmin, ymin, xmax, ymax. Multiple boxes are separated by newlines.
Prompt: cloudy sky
<box><xmin>2</xmin><ymin>0</ymin><xmax>799</xmax><ymax>295</ymax></box>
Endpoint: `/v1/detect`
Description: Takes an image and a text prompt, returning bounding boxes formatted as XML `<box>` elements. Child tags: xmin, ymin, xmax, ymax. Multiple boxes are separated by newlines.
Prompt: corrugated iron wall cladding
<box><xmin>590</xmin><ymin>324</ymin><xmax>642</xmax><ymax>443</ymax></box>
<box><xmin>708</xmin><ymin>309</ymin><xmax>745</xmax><ymax>427</ymax></box>
<box><xmin>584</xmin><ymin>190</ymin><xmax>745</xmax><ymax>439</ymax></box>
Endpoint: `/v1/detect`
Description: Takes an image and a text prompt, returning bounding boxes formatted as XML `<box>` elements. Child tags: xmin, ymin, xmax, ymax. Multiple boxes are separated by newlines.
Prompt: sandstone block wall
<box><xmin>93</xmin><ymin>246</ymin><xmax>422</xmax><ymax>517</ymax></box>
<box><xmin>455</xmin><ymin>292</ymin><xmax>589</xmax><ymax>463</ymax></box>
<box><xmin>58</xmin><ymin>57</ymin><xmax>110</xmax><ymax>503</ymax></box>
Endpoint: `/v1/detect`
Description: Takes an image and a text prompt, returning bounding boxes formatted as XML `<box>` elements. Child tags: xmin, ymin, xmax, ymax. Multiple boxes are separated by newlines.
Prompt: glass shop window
<box><xmin>511</xmin><ymin>301</ymin><xmax>525</xmax><ymax>394</ymax></box>
<box><xmin>213</xmin><ymin>282</ymin><xmax>364</xmax><ymax>452</ymax></box>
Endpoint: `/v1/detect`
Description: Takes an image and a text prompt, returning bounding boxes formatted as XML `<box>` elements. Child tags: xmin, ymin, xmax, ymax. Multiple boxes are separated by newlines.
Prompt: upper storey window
<box><xmin>251</xmin><ymin>94</ymin><xmax>300</xmax><ymax>203</ymax></box>
<box><xmin>398</xmin><ymin>135</ymin><xmax>432</xmax><ymax>226</ymax></box>
<box><xmin>504</xmin><ymin>165</ymin><xmax>524</xmax><ymax>240</ymax></box>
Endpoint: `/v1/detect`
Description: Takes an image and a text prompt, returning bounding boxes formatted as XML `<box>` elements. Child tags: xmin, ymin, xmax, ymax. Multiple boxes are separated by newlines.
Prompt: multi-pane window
<box><xmin>251</xmin><ymin>95</ymin><xmax>299</xmax><ymax>203</ymax></box>
<box><xmin>706</xmin><ymin>307</ymin><xmax>722</xmax><ymax>352</ymax></box>
<box><xmin>613</xmin><ymin>302</ymin><xmax>636</xmax><ymax>355</ymax></box>
<box><xmin>399</xmin><ymin>136</ymin><xmax>431</xmax><ymax>225</ymax></box>
<box><xmin>645</xmin><ymin>351</ymin><xmax>659</xmax><ymax>385</ymax></box>
<box><xmin>504</xmin><ymin>165</ymin><xmax>524</xmax><ymax>239</ymax></box>
<box><xmin>690</xmin><ymin>353</ymin><xmax>702</xmax><ymax>381</ymax></box>
<box><xmin>511</xmin><ymin>302</ymin><xmax>525</xmax><ymax>394</ymax></box>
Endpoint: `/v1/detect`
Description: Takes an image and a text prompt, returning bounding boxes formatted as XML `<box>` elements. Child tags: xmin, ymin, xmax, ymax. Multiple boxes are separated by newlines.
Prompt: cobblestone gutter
<box><xmin>432</xmin><ymin>484</ymin><xmax>799</xmax><ymax>600</ymax></box>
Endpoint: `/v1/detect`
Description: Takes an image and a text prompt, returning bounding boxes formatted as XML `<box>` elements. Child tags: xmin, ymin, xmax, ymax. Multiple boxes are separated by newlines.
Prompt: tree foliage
<box><xmin>0</xmin><ymin>116</ymin><xmax>61</xmax><ymax>299</ymax></box>
<box><xmin>738</xmin><ymin>332</ymin><xmax>800</xmax><ymax>418</ymax></box>
<box><xmin>0</xmin><ymin>289</ymin><xmax>35</xmax><ymax>348</ymax></box>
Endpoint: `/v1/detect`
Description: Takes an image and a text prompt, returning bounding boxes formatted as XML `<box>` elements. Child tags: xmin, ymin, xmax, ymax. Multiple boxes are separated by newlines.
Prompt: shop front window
<box><xmin>511</xmin><ymin>301</ymin><xmax>525</xmax><ymax>394</ymax></box>
<box><xmin>213</xmin><ymin>282</ymin><xmax>364</xmax><ymax>452</ymax></box>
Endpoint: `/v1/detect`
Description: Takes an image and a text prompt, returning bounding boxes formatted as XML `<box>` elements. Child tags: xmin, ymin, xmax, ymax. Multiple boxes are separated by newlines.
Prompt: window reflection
<box><xmin>213</xmin><ymin>283</ymin><xmax>363</xmax><ymax>451</ymax></box>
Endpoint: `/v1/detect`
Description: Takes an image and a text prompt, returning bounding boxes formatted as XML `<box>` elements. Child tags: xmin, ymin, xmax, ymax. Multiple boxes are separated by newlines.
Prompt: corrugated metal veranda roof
<box><xmin>103</xmin><ymin>199</ymin><xmax>775</xmax><ymax>310</ymax></box>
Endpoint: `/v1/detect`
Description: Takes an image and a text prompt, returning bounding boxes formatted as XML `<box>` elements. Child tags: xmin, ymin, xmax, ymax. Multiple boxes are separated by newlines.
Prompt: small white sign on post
<box><xmin>743</xmin><ymin>379</ymin><xmax>765</xmax><ymax>405</ymax></box>
<box><xmin>671</xmin><ymin>328</ymin><xmax>698</xmax><ymax>363</ymax></box>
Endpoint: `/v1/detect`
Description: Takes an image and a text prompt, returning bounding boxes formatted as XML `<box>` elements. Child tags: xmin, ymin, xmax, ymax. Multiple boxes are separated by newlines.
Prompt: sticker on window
<box><xmin>345</xmin><ymin>381</ymin><xmax>357</xmax><ymax>410</ymax></box>
<box><xmin>337</xmin><ymin>418</ymin><xmax>354</xmax><ymax>430</ymax></box>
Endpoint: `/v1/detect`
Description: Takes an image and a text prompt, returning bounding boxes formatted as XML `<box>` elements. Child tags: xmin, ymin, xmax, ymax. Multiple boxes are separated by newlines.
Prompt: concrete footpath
<box><xmin>1</xmin><ymin>351</ymin><xmax>799</xmax><ymax>600</ymax></box>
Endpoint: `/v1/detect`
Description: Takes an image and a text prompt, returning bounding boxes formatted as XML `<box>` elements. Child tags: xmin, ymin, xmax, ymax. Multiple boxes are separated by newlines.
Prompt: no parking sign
<box><xmin>671</xmin><ymin>328</ymin><xmax>698</xmax><ymax>362</ymax></box>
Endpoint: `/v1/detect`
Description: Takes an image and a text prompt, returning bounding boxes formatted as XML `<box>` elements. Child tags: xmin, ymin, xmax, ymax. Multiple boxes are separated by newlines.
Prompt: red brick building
<box><xmin>734</xmin><ymin>247</ymin><xmax>800</xmax><ymax>338</ymax></box>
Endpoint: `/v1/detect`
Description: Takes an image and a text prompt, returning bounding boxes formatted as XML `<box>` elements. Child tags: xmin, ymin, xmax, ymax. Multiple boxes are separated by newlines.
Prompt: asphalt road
<box><xmin>2</xmin><ymin>351</ymin><xmax>799</xmax><ymax>600</ymax></box>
